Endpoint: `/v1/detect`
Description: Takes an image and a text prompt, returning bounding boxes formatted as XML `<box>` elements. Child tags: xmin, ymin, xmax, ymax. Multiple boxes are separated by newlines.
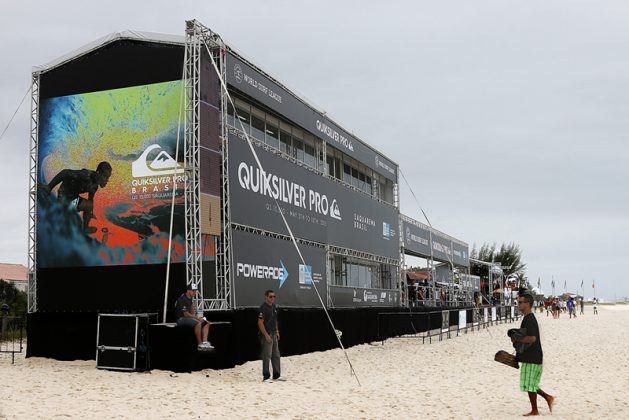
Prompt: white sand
<box><xmin>1</xmin><ymin>305</ymin><xmax>628</xmax><ymax>419</ymax></box>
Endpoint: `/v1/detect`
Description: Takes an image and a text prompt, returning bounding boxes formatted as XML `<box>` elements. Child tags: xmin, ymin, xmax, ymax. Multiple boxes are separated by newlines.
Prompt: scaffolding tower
<box><xmin>27</xmin><ymin>74</ymin><xmax>40</xmax><ymax>313</ymax></box>
<box><xmin>184</xmin><ymin>20</ymin><xmax>231</xmax><ymax>312</ymax></box>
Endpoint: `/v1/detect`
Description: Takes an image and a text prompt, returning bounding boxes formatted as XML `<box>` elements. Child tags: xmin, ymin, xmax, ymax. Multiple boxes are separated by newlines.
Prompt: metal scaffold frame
<box><xmin>27</xmin><ymin>74</ymin><xmax>40</xmax><ymax>313</ymax></box>
<box><xmin>184</xmin><ymin>20</ymin><xmax>231</xmax><ymax>311</ymax></box>
<box><xmin>183</xmin><ymin>21</ymin><xmax>204</xmax><ymax>311</ymax></box>
<box><xmin>214</xmin><ymin>37</ymin><xmax>232</xmax><ymax>311</ymax></box>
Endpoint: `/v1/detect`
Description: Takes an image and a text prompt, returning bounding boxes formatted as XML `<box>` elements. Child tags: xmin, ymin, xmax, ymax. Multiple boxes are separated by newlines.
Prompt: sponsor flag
<box><xmin>581</xmin><ymin>279</ymin><xmax>584</xmax><ymax>288</ymax></box>
<box><xmin>537</xmin><ymin>277</ymin><xmax>541</xmax><ymax>289</ymax></box>
<box><xmin>564</xmin><ymin>280</ymin><xmax>567</xmax><ymax>290</ymax></box>
<box><xmin>592</xmin><ymin>280</ymin><xmax>595</xmax><ymax>288</ymax></box>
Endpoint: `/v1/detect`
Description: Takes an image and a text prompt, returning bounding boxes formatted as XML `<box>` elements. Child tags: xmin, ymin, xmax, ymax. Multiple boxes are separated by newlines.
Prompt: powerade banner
<box><xmin>328</xmin><ymin>285</ymin><xmax>400</xmax><ymax>307</ymax></box>
<box><xmin>229</xmin><ymin>131</ymin><xmax>399</xmax><ymax>259</ymax></box>
<box><xmin>225</xmin><ymin>52</ymin><xmax>398</xmax><ymax>182</ymax></box>
<box><xmin>36</xmin><ymin>80</ymin><xmax>200</xmax><ymax>268</ymax></box>
<box><xmin>231</xmin><ymin>229</ymin><xmax>326</xmax><ymax>308</ymax></box>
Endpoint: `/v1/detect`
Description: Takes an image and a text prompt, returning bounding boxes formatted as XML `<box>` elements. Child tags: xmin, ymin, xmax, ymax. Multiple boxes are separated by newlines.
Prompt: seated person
<box><xmin>174</xmin><ymin>284</ymin><xmax>213</xmax><ymax>350</ymax></box>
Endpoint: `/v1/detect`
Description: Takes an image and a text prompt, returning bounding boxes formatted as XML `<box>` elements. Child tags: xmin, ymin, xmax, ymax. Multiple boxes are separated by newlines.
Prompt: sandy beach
<box><xmin>1</xmin><ymin>305</ymin><xmax>628</xmax><ymax>419</ymax></box>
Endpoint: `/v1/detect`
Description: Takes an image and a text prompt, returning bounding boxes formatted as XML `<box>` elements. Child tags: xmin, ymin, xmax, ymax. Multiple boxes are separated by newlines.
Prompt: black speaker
<box><xmin>96</xmin><ymin>313</ymin><xmax>157</xmax><ymax>371</ymax></box>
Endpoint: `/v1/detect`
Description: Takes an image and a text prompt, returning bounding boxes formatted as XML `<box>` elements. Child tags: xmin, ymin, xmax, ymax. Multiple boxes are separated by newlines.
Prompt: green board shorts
<box><xmin>520</xmin><ymin>362</ymin><xmax>543</xmax><ymax>392</ymax></box>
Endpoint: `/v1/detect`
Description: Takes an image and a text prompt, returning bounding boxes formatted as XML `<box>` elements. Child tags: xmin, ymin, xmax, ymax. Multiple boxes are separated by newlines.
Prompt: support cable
<box><xmin>399</xmin><ymin>167</ymin><xmax>463</xmax><ymax>306</ymax></box>
<box><xmin>162</xmin><ymin>48</ymin><xmax>188</xmax><ymax>323</ymax></box>
<box><xmin>201</xmin><ymin>37</ymin><xmax>361</xmax><ymax>386</ymax></box>
<box><xmin>0</xmin><ymin>85</ymin><xmax>31</xmax><ymax>142</ymax></box>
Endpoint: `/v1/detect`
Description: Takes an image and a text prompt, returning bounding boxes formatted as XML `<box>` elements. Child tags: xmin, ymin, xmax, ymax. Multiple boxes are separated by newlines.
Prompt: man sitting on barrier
<box><xmin>174</xmin><ymin>284</ymin><xmax>213</xmax><ymax>351</ymax></box>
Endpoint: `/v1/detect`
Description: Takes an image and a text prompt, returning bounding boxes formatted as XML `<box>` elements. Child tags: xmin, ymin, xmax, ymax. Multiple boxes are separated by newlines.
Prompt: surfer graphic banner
<box><xmin>36</xmin><ymin>80</ymin><xmax>206</xmax><ymax>268</ymax></box>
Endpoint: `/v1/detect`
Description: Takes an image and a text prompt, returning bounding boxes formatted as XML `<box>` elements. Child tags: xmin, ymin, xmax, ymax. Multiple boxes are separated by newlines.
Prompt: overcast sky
<box><xmin>1</xmin><ymin>1</ymin><xmax>627</xmax><ymax>300</ymax></box>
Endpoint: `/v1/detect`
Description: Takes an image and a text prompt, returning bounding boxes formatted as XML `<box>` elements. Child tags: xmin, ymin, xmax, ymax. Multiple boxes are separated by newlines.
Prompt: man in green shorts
<box><xmin>514</xmin><ymin>292</ymin><xmax>555</xmax><ymax>416</ymax></box>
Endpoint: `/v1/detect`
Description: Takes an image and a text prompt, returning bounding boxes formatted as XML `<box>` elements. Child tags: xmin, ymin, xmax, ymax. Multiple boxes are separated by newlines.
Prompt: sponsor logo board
<box><xmin>231</xmin><ymin>229</ymin><xmax>326</xmax><ymax>308</ymax></box>
<box><xmin>229</xmin><ymin>132</ymin><xmax>399</xmax><ymax>259</ymax></box>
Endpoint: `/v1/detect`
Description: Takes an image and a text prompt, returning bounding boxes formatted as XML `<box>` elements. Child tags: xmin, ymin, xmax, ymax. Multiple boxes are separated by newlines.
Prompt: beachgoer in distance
<box><xmin>593</xmin><ymin>298</ymin><xmax>598</xmax><ymax>315</ymax></box>
<box><xmin>174</xmin><ymin>283</ymin><xmax>213</xmax><ymax>350</ymax></box>
<box><xmin>258</xmin><ymin>289</ymin><xmax>283</xmax><ymax>382</ymax></box>
<box><xmin>579</xmin><ymin>298</ymin><xmax>584</xmax><ymax>315</ymax></box>
<box><xmin>567</xmin><ymin>297</ymin><xmax>576</xmax><ymax>319</ymax></box>
<box><xmin>39</xmin><ymin>161</ymin><xmax>112</xmax><ymax>234</ymax></box>
<box><xmin>513</xmin><ymin>292</ymin><xmax>555</xmax><ymax>416</ymax></box>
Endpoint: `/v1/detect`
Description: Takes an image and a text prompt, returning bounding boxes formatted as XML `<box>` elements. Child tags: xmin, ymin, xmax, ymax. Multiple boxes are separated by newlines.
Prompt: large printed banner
<box><xmin>37</xmin><ymin>80</ymin><xmax>200</xmax><ymax>268</ymax></box>
<box><xmin>228</xmin><ymin>131</ymin><xmax>399</xmax><ymax>259</ymax></box>
<box><xmin>231</xmin><ymin>229</ymin><xmax>326</xmax><ymax>308</ymax></box>
<box><xmin>401</xmin><ymin>216</ymin><xmax>469</xmax><ymax>267</ymax></box>
<box><xmin>225</xmin><ymin>52</ymin><xmax>398</xmax><ymax>182</ymax></box>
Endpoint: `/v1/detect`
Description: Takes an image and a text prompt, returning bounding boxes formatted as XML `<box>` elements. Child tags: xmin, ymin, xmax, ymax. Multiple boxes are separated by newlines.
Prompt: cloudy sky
<box><xmin>1</xmin><ymin>1</ymin><xmax>627</xmax><ymax>300</ymax></box>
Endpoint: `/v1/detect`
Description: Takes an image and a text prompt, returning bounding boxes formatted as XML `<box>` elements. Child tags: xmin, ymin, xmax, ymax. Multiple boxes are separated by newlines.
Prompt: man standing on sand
<box><xmin>513</xmin><ymin>292</ymin><xmax>555</xmax><ymax>416</ymax></box>
<box><xmin>258</xmin><ymin>289</ymin><xmax>283</xmax><ymax>383</ymax></box>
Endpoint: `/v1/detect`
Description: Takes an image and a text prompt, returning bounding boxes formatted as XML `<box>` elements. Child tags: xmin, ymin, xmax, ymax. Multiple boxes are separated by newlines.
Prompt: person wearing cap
<box><xmin>174</xmin><ymin>284</ymin><xmax>213</xmax><ymax>350</ymax></box>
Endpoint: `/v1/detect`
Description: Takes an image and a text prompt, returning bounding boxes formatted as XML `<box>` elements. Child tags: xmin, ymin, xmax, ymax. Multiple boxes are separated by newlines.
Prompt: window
<box><xmin>326</xmin><ymin>155</ymin><xmax>335</xmax><ymax>177</ymax></box>
<box><xmin>343</xmin><ymin>163</ymin><xmax>351</xmax><ymax>184</ymax></box>
<box><xmin>293</xmin><ymin>137</ymin><xmax>304</xmax><ymax>162</ymax></box>
<box><xmin>333</xmin><ymin>256</ymin><xmax>345</xmax><ymax>286</ymax></box>
<box><xmin>351</xmin><ymin>167</ymin><xmax>359</xmax><ymax>189</ymax></box>
<box><xmin>265</xmin><ymin>116</ymin><xmax>279</xmax><ymax>149</ymax></box>
<box><xmin>235</xmin><ymin>107</ymin><xmax>250</xmax><ymax>134</ymax></box>
<box><xmin>279</xmin><ymin>130</ymin><xmax>291</xmax><ymax>155</ymax></box>
<box><xmin>304</xmin><ymin>143</ymin><xmax>315</xmax><ymax>168</ymax></box>
<box><xmin>251</xmin><ymin>113</ymin><xmax>265</xmax><ymax>142</ymax></box>
<box><xmin>226</xmin><ymin>103</ymin><xmax>235</xmax><ymax>128</ymax></box>
<box><xmin>358</xmin><ymin>171</ymin><xmax>366</xmax><ymax>193</ymax></box>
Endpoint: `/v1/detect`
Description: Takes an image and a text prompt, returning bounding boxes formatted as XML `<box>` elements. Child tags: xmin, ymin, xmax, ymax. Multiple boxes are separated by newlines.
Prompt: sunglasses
<box><xmin>268</xmin><ymin>295</ymin><xmax>276</xmax><ymax>299</ymax></box>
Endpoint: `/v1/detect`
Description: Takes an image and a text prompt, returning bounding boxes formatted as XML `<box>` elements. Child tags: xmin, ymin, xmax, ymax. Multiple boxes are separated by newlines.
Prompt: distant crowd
<box><xmin>537</xmin><ymin>296</ymin><xmax>598</xmax><ymax>318</ymax></box>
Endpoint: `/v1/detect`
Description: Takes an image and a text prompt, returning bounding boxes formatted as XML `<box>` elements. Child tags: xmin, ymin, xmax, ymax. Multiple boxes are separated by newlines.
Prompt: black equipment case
<box><xmin>96</xmin><ymin>313</ymin><xmax>157</xmax><ymax>371</ymax></box>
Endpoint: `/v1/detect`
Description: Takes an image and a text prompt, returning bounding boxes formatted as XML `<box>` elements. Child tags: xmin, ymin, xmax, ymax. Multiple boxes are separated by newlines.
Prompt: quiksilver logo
<box><xmin>131</xmin><ymin>145</ymin><xmax>184</xmax><ymax>178</ymax></box>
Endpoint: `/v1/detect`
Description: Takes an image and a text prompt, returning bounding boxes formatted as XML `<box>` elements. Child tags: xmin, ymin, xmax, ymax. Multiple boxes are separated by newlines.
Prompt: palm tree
<box><xmin>471</xmin><ymin>242</ymin><xmax>527</xmax><ymax>296</ymax></box>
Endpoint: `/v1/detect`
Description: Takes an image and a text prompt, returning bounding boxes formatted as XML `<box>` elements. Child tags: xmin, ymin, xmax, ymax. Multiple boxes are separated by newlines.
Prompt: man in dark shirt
<box><xmin>258</xmin><ymin>289</ymin><xmax>282</xmax><ymax>382</ymax></box>
<box><xmin>514</xmin><ymin>292</ymin><xmax>555</xmax><ymax>416</ymax></box>
<box><xmin>175</xmin><ymin>283</ymin><xmax>213</xmax><ymax>350</ymax></box>
<box><xmin>39</xmin><ymin>161</ymin><xmax>112</xmax><ymax>234</ymax></box>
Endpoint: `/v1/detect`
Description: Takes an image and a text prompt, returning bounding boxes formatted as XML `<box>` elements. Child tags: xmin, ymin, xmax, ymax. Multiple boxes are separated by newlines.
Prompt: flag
<box><xmin>581</xmin><ymin>279</ymin><xmax>584</xmax><ymax>288</ymax></box>
<box><xmin>537</xmin><ymin>277</ymin><xmax>541</xmax><ymax>289</ymax></box>
<box><xmin>564</xmin><ymin>280</ymin><xmax>567</xmax><ymax>290</ymax></box>
<box><xmin>592</xmin><ymin>280</ymin><xmax>595</xmax><ymax>288</ymax></box>
<box><xmin>551</xmin><ymin>279</ymin><xmax>555</xmax><ymax>288</ymax></box>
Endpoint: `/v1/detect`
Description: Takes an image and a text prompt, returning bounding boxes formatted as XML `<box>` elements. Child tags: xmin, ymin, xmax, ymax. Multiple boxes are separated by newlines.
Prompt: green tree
<box><xmin>471</xmin><ymin>242</ymin><xmax>527</xmax><ymax>294</ymax></box>
<box><xmin>0</xmin><ymin>280</ymin><xmax>27</xmax><ymax>317</ymax></box>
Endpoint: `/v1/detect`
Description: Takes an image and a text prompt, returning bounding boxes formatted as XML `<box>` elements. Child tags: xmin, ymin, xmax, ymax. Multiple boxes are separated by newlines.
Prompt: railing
<box><xmin>376</xmin><ymin>304</ymin><xmax>520</xmax><ymax>345</ymax></box>
<box><xmin>0</xmin><ymin>316</ymin><xmax>25</xmax><ymax>364</ymax></box>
